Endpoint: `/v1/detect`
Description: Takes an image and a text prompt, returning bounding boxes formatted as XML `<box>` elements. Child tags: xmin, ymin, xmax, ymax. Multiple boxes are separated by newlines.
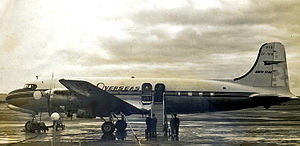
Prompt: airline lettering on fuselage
<box><xmin>96</xmin><ymin>82</ymin><xmax>140</xmax><ymax>91</ymax></box>
<box><xmin>105</xmin><ymin>86</ymin><xmax>140</xmax><ymax>91</ymax></box>
<box><xmin>255</xmin><ymin>70</ymin><xmax>272</xmax><ymax>74</ymax></box>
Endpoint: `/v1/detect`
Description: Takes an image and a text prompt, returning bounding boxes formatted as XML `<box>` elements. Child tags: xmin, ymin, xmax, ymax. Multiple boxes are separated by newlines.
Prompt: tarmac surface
<box><xmin>1</xmin><ymin>98</ymin><xmax>300</xmax><ymax>145</ymax></box>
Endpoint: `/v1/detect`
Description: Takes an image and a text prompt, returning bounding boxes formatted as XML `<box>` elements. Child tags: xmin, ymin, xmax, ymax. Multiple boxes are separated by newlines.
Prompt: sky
<box><xmin>0</xmin><ymin>0</ymin><xmax>300</xmax><ymax>94</ymax></box>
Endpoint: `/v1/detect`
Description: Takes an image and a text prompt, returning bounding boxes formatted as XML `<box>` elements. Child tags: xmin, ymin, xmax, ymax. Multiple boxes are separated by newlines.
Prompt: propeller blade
<box><xmin>48</xmin><ymin>72</ymin><xmax>54</xmax><ymax>116</ymax></box>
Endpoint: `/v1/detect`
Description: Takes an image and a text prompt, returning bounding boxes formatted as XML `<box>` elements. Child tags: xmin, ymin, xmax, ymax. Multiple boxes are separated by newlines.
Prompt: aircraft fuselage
<box><xmin>6</xmin><ymin>77</ymin><xmax>293</xmax><ymax>115</ymax></box>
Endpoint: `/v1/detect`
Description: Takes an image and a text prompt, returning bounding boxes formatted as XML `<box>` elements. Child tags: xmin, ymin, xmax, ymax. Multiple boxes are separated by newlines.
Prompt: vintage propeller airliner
<box><xmin>5</xmin><ymin>42</ymin><xmax>298</xmax><ymax>135</ymax></box>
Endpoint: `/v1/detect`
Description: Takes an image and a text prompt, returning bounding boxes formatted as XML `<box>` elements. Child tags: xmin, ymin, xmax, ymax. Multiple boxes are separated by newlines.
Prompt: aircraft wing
<box><xmin>59</xmin><ymin>79</ymin><xmax>145</xmax><ymax>117</ymax></box>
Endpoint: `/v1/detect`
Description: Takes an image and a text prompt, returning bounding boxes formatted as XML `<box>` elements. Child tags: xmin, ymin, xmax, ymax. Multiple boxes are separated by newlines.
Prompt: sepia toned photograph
<box><xmin>1</xmin><ymin>0</ymin><xmax>300</xmax><ymax>145</ymax></box>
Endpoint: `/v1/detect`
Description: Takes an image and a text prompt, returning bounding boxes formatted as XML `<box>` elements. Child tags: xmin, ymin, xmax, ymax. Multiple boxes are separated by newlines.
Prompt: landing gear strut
<box><xmin>100</xmin><ymin>113</ymin><xmax>128</xmax><ymax>140</ymax></box>
<box><xmin>52</xmin><ymin>118</ymin><xmax>65</xmax><ymax>131</ymax></box>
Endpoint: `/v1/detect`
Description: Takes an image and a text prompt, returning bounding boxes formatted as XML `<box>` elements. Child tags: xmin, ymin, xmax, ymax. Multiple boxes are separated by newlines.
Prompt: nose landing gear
<box><xmin>24</xmin><ymin>120</ymin><xmax>48</xmax><ymax>133</ymax></box>
<box><xmin>24</xmin><ymin>113</ymin><xmax>49</xmax><ymax>133</ymax></box>
<box><xmin>24</xmin><ymin>112</ymin><xmax>64</xmax><ymax>133</ymax></box>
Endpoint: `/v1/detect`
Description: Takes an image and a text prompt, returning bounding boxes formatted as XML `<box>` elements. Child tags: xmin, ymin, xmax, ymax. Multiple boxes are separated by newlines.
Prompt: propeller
<box><xmin>32</xmin><ymin>91</ymin><xmax>53</xmax><ymax>116</ymax></box>
<box><xmin>32</xmin><ymin>73</ymin><xmax>55</xmax><ymax>116</ymax></box>
<box><xmin>47</xmin><ymin>72</ymin><xmax>54</xmax><ymax>116</ymax></box>
<box><xmin>33</xmin><ymin>73</ymin><xmax>72</xmax><ymax>119</ymax></box>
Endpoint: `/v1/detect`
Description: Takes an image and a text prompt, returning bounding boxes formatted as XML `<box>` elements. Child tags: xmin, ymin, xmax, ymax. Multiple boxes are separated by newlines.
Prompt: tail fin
<box><xmin>234</xmin><ymin>42</ymin><xmax>289</xmax><ymax>89</ymax></box>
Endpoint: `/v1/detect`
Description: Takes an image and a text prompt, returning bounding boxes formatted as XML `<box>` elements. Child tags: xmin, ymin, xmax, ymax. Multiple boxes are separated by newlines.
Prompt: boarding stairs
<box><xmin>151</xmin><ymin>102</ymin><xmax>165</xmax><ymax>136</ymax></box>
<box><xmin>151</xmin><ymin>83</ymin><xmax>167</xmax><ymax>137</ymax></box>
<box><xmin>142</xmin><ymin>83</ymin><xmax>167</xmax><ymax>138</ymax></box>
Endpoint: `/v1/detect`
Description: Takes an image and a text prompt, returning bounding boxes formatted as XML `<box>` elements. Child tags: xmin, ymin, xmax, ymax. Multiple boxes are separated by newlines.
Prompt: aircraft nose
<box><xmin>6</xmin><ymin>90</ymin><xmax>19</xmax><ymax>104</ymax></box>
<box><xmin>6</xmin><ymin>91</ymin><xmax>14</xmax><ymax>104</ymax></box>
<box><xmin>5</xmin><ymin>89</ymin><xmax>33</xmax><ymax>106</ymax></box>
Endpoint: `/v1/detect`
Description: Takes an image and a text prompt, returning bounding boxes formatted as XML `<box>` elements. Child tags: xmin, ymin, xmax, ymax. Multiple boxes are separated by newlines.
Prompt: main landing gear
<box><xmin>101</xmin><ymin>113</ymin><xmax>127</xmax><ymax>141</ymax></box>
<box><xmin>101</xmin><ymin>119</ymin><xmax>127</xmax><ymax>134</ymax></box>
<box><xmin>101</xmin><ymin>120</ymin><xmax>127</xmax><ymax>134</ymax></box>
<box><xmin>101</xmin><ymin>122</ymin><xmax>116</xmax><ymax>134</ymax></box>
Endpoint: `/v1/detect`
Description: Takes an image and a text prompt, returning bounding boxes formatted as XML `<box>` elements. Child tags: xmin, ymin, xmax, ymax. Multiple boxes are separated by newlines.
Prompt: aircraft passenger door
<box><xmin>141</xmin><ymin>83</ymin><xmax>152</xmax><ymax>105</ymax></box>
<box><xmin>154</xmin><ymin>83</ymin><xmax>165</xmax><ymax>103</ymax></box>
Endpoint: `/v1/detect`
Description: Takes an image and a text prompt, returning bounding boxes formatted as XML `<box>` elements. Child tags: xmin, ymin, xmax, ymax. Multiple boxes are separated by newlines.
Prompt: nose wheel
<box><xmin>24</xmin><ymin>120</ymin><xmax>48</xmax><ymax>133</ymax></box>
<box><xmin>24</xmin><ymin>112</ymin><xmax>65</xmax><ymax>133</ymax></box>
<box><xmin>25</xmin><ymin>121</ymin><xmax>34</xmax><ymax>133</ymax></box>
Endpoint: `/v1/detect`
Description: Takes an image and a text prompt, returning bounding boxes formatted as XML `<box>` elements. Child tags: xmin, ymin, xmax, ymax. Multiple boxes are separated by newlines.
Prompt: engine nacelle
<box><xmin>50</xmin><ymin>89</ymin><xmax>72</xmax><ymax>106</ymax></box>
<box><xmin>76</xmin><ymin>109</ymin><xmax>95</xmax><ymax>118</ymax></box>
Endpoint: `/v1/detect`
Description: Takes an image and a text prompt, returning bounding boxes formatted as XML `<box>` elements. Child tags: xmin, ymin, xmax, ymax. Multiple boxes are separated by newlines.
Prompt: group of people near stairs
<box><xmin>145</xmin><ymin>114</ymin><xmax>157</xmax><ymax>138</ymax></box>
<box><xmin>145</xmin><ymin>113</ymin><xmax>180</xmax><ymax>140</ymax></box>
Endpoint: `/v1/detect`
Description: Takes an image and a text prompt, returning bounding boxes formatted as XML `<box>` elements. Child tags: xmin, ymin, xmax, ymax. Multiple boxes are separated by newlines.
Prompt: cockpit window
<box><xmin>24</xmin><ymin>84</ymin><xmax>37</xmax><ymax>90</ymax></box>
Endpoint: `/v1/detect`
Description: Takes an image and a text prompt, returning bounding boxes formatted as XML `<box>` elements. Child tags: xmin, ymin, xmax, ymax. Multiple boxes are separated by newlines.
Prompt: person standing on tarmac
<box><xmin>173</xmin><ymin>114</ymin><xmax>180</xmax><ymax>139</ymax></box>
<box><xmin>170</xmin><ymin>114</ymin><xmax>175</xmax><ymax>137</ymax></box>
<box><xmin>145</xmin><ymin>114</ymin><xmax>152</xmax><ymax>139</ymax></box>
<box><xmin>170</xmin><ymin>113</ymin><xmax>180</xmax><ymax>140</ymax></box>
<box><xmin>151</xmin><ymin>114</ymin><xmax>157</xmax><ymax>137</ymax></box>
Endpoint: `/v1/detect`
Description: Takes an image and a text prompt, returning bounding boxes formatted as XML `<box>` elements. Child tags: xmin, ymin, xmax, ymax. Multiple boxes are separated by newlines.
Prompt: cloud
<box><xmin>1</xmin><ymin>0</ymin><xmax>300</xmax><ymax>95</ymax></box>
<box><xmin>129</xmin><ymin>0</ymin><xmax>300</xmax><ymax>49</ymax></box>
<box><xmin>131</xmin><ymin>0</ymin><xmax>300</xmax><ymax>26</ymax></box>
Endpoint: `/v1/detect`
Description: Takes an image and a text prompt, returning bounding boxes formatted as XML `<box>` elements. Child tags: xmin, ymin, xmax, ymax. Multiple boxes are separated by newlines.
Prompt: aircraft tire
<box><xmin>25</xmin><ymin>121</ymin><xmax>34</xmax><ymax>133</ymax></box>
<box><xmin>102</xmin><ymin>122</ymin><xmax>115</xmax><ymax>134</ymax></box>
<box><xmin>116</xmin><ymin>120</ymin><xmax>127</xmax><ymax>132</ymax></box>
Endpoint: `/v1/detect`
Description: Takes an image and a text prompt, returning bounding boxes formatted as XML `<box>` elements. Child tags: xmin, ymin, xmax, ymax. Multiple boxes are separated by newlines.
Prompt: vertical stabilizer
<box><xmin>234</xmin><ymin>42</ymin><xmax>289</xmax><ymax>89</ymax></box>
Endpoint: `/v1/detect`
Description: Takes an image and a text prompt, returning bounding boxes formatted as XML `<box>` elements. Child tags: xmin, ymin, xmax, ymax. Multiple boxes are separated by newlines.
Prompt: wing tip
<box><xmin>58</xmin><ymin>78</ymin><xmax>65</xmax><ymax>82</ymax></box>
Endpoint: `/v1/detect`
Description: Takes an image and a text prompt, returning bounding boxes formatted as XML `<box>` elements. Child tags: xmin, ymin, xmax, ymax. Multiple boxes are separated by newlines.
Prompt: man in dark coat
<box><xmin>151</xmin><ymin>114</ymin><xmax>157</xmax><ymax>137</ymax></box>
<box><xmin>145</xmin><ymin>114</ymin><xmax>152</xmax><ymax>139</ymax></box>
<box><xmin>170</xmin><ymin>113</ymin><xmax>180</xmax><ymax>140</ymax></box>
